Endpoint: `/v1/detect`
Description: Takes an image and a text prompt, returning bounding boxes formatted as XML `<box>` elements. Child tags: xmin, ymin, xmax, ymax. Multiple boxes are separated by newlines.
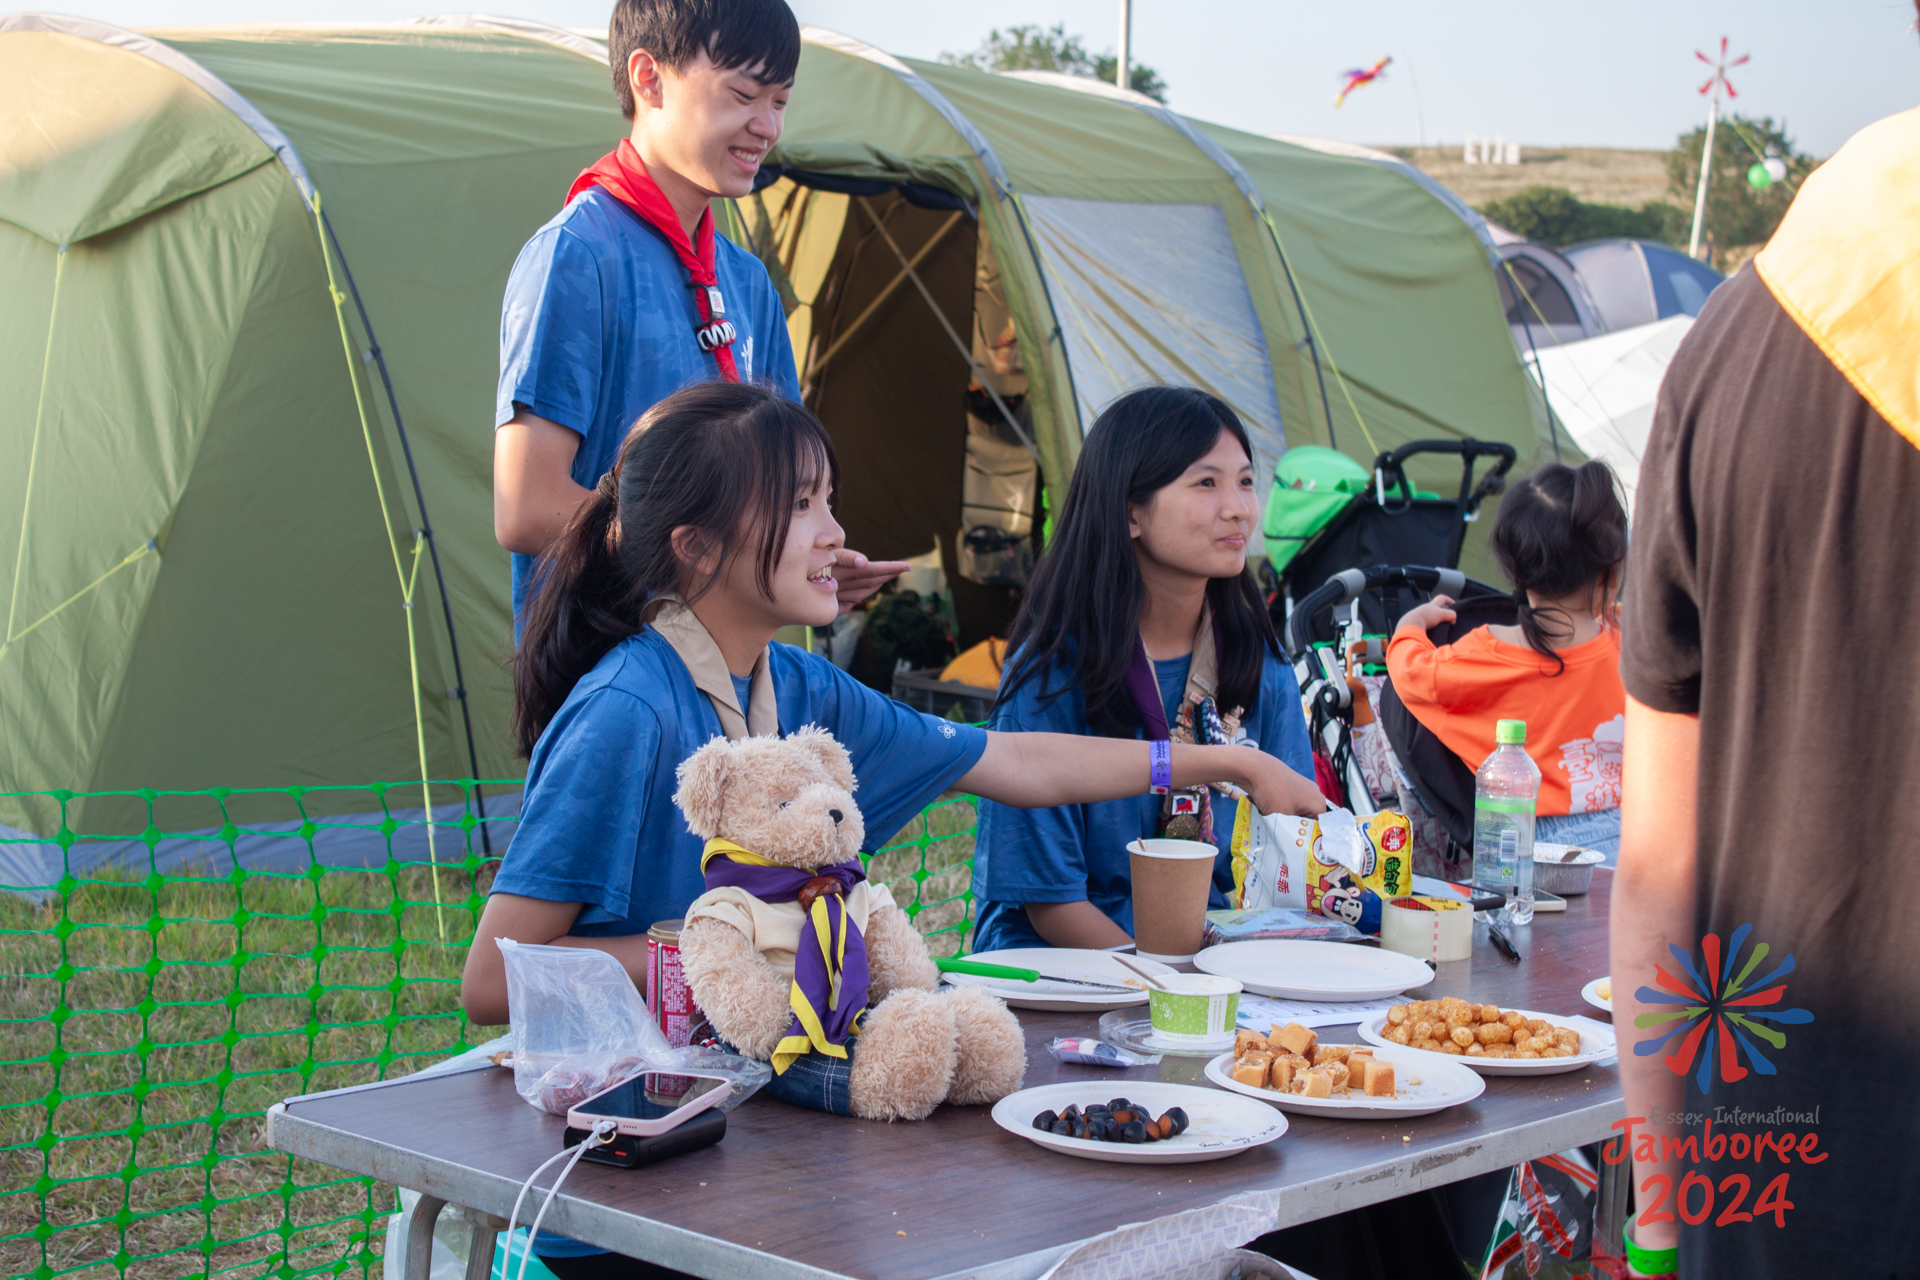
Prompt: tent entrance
<box><xmin>740</xmin><ymin>179</ymin><xmax>1040</xmax><ymax>656</ymax></box>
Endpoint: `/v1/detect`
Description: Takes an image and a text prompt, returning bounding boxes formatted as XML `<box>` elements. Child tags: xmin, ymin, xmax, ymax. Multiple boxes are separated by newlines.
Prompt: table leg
<box><xmin>1594</xmin><ymin>1148</ymin><xmax>1630</xmax><ymax>1269</ymax></box>
<box><xmin>462</xmin><ymin>1206</ymin><xmax>511</xmax><ymax>1280</ymax></box>
<box><xmin>403</xmin><ymin>1193</ymin><xmax>447</xmax><ymax>1280</ymax></box>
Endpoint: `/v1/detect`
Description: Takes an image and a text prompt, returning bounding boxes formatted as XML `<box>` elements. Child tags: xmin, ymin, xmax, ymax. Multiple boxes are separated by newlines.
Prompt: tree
<box><xmin>1478</xmin><ymin>186</ymin><xmax>1687</xmax><ymax>247</ymax></box>
<box><xmin>941</xmin><ymin>23</ymin><xmax>1169</xmax><ymax>103</ymax></box>
<box><xmin>1666</xmin><ymin>114</ymin><xmax>1816</xmax><ymax>252</ymax></box>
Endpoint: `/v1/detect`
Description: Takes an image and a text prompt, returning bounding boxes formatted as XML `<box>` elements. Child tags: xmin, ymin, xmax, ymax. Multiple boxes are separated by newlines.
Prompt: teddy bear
<box><xmin>672</xmin><ymin>725</ymin><xmax>1026</xmax><ymax>1121</ymax></box>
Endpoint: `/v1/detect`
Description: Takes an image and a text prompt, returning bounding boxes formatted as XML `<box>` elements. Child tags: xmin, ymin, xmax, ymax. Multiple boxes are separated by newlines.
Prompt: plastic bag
<box><xmin>1479</xmin><ymin>1149</ymin><xmax>1619</xmax><ymax>1279</ymax></box>
<box><xmin>496</xmin><ymin>939</ymin><xmax>769</xmax><ymax>1115</ymax></box>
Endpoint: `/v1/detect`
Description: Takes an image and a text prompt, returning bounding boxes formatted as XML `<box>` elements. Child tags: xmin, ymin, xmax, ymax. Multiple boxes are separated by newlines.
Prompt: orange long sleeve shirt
<box><xmin>1385</xmin><ymin>626</ymin><xmax>1625</xmax><ymax>816</ymax></box>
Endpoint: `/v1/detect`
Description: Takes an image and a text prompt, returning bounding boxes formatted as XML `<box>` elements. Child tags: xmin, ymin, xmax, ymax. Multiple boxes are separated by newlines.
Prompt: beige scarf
<box><xmin>645</xmin><ymin>593</ymin><xmax>778</xmax><ymax>741</ymax></box>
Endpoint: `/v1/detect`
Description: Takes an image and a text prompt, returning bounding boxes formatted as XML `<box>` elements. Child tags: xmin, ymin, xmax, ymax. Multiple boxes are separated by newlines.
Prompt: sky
<box><xmin>60</xmin><ymin>0</ymin><xmax>1920</xmax><ymax>156</ymax></box>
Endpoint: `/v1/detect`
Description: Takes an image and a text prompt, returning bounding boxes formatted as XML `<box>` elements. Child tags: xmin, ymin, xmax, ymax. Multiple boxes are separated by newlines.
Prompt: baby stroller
<box><xmin>1264</xmin><ymin>438</ymin><xmax>1517</xmax><ymax>647</ymax></box>
<box><xmin>1281</xmin><ymin>567</ymin><xmax>1519</xmax><ymax>881</ymax></box>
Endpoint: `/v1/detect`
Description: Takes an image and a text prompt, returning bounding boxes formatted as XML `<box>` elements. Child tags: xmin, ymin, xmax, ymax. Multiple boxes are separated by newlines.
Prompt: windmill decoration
<box><xmin>1687</xmin><ymin>37</ymin><xmax>1749</xmax><ymax>261</ymax></box>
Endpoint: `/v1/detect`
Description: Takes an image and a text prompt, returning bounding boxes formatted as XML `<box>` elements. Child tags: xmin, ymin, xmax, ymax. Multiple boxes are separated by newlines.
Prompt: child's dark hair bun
<box><xmin>1487</xmin><ymin>460</ymin><xmax>1628</xmax><ymax>664</ymax></box>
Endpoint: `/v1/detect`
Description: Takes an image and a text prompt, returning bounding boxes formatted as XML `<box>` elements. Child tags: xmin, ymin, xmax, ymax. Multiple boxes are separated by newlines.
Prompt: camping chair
<box><xmin>1281</xmin><ymin>567</ymin><xmax>1516</xmax><ymax>874</ymax></box>
<box><xmin>1265</xmin><ymin>439</ymin><xmax>1517</xmax><ymax>647</ymax></box>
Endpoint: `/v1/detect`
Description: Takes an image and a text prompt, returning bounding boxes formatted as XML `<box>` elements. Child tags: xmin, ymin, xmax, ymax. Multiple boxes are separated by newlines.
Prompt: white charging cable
<box><xmin>501</xmin><ymin>1119</ymin><xmax>616</xmax><ymax>1280</ymax></box>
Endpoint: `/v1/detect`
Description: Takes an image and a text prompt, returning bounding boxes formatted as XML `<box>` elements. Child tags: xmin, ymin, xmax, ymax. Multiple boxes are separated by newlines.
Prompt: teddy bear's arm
<box><xmin>862</xmin><ymin>900</ymin><xmax>941</xmax><ymax>998</ymax></box>
<box><xmin>679</xmin><ymin>916</ymin><xmax>794</xmax><ymax>1061</ymax></box>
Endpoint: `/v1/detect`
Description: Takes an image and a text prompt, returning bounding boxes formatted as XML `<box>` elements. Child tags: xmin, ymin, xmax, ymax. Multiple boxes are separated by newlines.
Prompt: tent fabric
<box><xmin>2</xmin><ymin>16</ymin><xmax>1562</xmax><ymax>840</ymax></box>
<box><xmin>1563</xmin><ymin>238</ymin><xmax>1725</xmax><ymax>332</ymax></box>
<box><xmin>1524</xmin><ymin>315</ymin><xmax>1694</xmax><ymax>517</ymax></box>
<box><xmin>1019</xmin><ymin>196</ymin><xmax>1286</xmax><ymax>480</ymax></box>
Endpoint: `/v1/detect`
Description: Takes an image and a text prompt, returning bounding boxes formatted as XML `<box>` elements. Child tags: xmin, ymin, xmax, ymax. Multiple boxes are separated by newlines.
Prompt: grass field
<box><xmin>1</xmin><ymin>798</ymin><xmax>976</xmax><ymax>1280</ymax></box>
<box><xmin>1398</xmin><ymin>144</ymin><xmax>1677</xmax><ymax>209</ymax></box>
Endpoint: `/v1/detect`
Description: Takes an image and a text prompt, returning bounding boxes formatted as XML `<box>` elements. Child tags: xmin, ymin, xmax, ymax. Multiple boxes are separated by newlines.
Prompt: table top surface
<box><xmin>270</xmin><ymin>875</ymin><xmax>1622</xmax><ymax>1280</ymax></box>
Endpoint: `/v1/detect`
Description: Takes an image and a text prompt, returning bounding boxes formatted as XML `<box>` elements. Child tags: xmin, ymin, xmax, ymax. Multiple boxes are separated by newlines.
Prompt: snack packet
<box><xmin>1229</xmin><ymin>802</ymin><xmax>1312</xmax><ymax>910</ymax></box>
<box><xmin>1230</xmin><ymin>804</ymin><xmax>1415</xmax><ymax>934</ymax></box>
<box><xmin>1047</xmin><ymin>1038</ymin><xmax>1161</xmax><ymax>1067</ymax></box>
<box><xmin>1304</xmin><ymin>808</ymin><xmax>1414</xmax><ymax>933</ymax></box>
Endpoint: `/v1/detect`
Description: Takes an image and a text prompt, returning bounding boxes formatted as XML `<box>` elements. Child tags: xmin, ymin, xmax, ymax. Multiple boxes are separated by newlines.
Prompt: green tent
<box><xmin>0</xmin><ymin>16</ymin><xmax>1555</xmax><ymax>846</ymax></box>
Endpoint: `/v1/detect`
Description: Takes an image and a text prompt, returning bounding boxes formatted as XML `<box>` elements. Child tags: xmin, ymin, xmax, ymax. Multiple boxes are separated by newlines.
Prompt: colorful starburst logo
<box><xmin>1632</xmin><ymin>923</ymin><xmax>1813</xmax><ymax>1092</ymax></box>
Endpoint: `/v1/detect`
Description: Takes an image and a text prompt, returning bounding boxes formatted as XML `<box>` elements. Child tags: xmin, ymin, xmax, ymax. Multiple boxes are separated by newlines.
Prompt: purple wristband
<box><xmin>1149</xmin><ymin>740</ymin><xmax>1172</xmax><ymax>795</ymax></box>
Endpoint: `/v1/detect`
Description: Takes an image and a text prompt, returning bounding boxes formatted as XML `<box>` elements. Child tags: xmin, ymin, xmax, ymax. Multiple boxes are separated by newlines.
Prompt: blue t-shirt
<box><xmin>492</xmin><ymin>632</ymin><xmax>988</xmax><ymax>936</ymax></box>
<box><xmin>1153</xmin><ymin>655</ymin><xmax>1190</xmax><ymax>729</ymax></box>
<box><xmin>969</xmin><ymin>644</ymin><xmax>1314</xmax><ymax>953</ymax></box>
<box><xmin>729</xmin><ymin>672</ymin><xmax>753</xmax><ymax>712</ymax></box>
<box><xmin>496</xmin><ymin>187</ymin><xmax>801</xmax><ymax>617</ymax></box>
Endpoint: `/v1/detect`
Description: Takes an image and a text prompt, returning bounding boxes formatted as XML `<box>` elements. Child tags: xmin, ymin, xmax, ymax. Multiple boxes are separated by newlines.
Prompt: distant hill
<box><xmin>1383</xmin><ymin>145</ymin><xmax>1675</xmax><ymax>211</ymax></box>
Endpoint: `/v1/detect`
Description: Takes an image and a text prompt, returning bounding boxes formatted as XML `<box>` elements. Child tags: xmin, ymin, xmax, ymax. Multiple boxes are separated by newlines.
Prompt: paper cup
<box><xmin>1128</xmin><ymin>838</ymin><xmax>1218</xmax><ymax>963</ymax></box>
<box><xmin>1147</xmin><ymin>973</ymin><xmax>1243</xmax><ymax>1049</ymax></box>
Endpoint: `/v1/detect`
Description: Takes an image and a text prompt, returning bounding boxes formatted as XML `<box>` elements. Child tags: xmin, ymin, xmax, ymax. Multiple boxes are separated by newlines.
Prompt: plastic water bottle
<box><xmin>1472</xmin><ymin>719</ymin><xmax>1540</xmax><ymax>924</ymax></box>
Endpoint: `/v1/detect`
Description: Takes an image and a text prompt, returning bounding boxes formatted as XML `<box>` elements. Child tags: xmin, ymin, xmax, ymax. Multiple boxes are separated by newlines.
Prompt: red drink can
<box><xmin>645</xmin><ymin>919</ymin><xmax>696</xmax><ymax>1048</ymax></box>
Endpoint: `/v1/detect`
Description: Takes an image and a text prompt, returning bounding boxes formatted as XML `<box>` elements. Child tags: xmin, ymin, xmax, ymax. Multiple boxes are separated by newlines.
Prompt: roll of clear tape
<box><xmin>1380</xmin><ymin>895</ymin><xmax>1473</xmax><ymax>963</ymax></box>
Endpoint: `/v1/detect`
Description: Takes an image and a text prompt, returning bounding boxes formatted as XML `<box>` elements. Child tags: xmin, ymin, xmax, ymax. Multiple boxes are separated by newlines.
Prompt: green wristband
<box><xmin>1624</xmin><ymin>1212</ymin><xmax>1678</xmax><ymax>1276</ymax></box>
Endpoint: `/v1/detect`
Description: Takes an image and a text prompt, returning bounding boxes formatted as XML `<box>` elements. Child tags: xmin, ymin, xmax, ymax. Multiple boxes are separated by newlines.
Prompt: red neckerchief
<box><xmin>566</xmin><ymin>139</ymin><xmax>740</xmax><ymax>382</ymax></box>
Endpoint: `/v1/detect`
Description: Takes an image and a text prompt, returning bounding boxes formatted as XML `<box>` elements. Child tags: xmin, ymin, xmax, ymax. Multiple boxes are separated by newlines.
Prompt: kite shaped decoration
<box><xmin>1335</xmin><ymin>56</ymin><xmax>1390</xmax><ymax>107</ymax></box>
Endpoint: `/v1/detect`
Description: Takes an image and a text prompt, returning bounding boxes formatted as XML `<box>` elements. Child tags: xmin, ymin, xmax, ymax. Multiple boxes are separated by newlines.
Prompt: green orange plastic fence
<box><xmin>0</xmin><ymin>782</ymin><xmax>978</xmax><ymax>1280</ymax></box>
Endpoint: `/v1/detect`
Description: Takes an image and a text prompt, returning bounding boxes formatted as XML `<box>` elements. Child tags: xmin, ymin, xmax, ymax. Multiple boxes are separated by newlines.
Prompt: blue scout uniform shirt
<box><xmin>496</xmin><ymin>187</ymin><xmax>800</xmax><ymax>618</ymax></box>
<box><xmin>969</xmin><ymin>644</ymin><xmax>1314</xmax><ymax>954</ymax></box>
<box><xmin>492</xmin><ymin>631</ymin><xmax>987</xmax><ymax>937</ymax></box>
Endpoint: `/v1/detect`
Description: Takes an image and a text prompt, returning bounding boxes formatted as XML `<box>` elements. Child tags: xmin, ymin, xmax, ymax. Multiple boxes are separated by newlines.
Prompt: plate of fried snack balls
<box><xmin>1358</xmin><ymin>997</ymin><xmax>1615</xmax><ymax>1076</ymax></box>
<box><xmin>1206</xmin><ymin>1021</ymin><xmax>1485</xmax><ymax>1118</ymax></box>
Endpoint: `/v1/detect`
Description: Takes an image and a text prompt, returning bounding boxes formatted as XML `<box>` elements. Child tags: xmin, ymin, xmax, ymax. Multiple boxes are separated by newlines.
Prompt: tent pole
<box><xmin>803</xmin><ymin>209</ymin><xmax>965</xmax><ymax>390</ymax></box>
<box><xmin>1116</xmin><ymin>0</ymin><xmax>1131</xmax><ymax>91</ymax></box>
<box><xmin>321</xmin><ymin>214</ymin><xmax>493</xmax><ymax>853</ymax></box>
<box><xmin>855</xmin><ymin>198</ymin><xmax>1040</xmax><ymax>459</ymax></box>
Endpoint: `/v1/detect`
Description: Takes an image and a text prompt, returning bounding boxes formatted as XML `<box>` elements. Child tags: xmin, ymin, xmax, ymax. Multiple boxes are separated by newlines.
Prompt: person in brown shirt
<box><xmin>1615</xmin><ymin>98</ymin><xmax>1920</xmax><ymax>1275</ymax></box>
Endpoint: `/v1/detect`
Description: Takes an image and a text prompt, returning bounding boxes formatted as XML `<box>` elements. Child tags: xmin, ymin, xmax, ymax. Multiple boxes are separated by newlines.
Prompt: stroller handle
<box><xmin>1283</xmin><ymin>564</ymin><xmax>1467</xmax><ymax>662</ymax></box>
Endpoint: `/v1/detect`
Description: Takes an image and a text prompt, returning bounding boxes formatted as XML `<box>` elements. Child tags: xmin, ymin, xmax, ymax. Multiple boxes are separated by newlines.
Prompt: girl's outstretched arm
<box><xmin>958</xmin><ymin>733</ymin><xmax>1326</xmax><ymax>818</ymax></box>
<box><xmin>460</xmin><ymin>893</ymin><xmax>652</xmax><ymax>1026</ymax></box>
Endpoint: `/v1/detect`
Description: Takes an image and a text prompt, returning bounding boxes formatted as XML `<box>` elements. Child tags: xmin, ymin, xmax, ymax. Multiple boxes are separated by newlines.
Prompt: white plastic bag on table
<box><xmin>496</xmin><ymin>938</ymin><xmax>769</xmax><ymax>1115</ymax></box>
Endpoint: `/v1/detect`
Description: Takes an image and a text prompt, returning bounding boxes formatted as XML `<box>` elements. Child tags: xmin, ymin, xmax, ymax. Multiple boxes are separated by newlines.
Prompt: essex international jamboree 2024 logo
<box><xmin>1605</xmin><ymin>924</ymin><xmax>1822</xmax><ymax>1231</ymax></box>
<box><xmin>1633</xmin><ymin>922</ymin><xmax>1814</xmax><ymax>1089</ymax></box>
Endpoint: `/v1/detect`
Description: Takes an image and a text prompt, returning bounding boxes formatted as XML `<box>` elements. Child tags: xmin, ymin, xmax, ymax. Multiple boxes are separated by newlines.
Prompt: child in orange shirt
<box><xmin>1387</xmin><ymin>461</ymin><xmax>1628</xmax><ymax>860</ymax></box>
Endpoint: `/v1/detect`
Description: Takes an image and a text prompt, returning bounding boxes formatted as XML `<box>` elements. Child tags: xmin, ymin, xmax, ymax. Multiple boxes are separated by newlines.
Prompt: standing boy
<box><xmin>494</xmin><ymin>0</ymin><xmax>900</xmax><ymax>625</ymax></box>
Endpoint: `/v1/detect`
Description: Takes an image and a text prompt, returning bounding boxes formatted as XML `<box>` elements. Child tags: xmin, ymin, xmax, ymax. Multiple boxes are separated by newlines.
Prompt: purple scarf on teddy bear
<box><xmin>701</xmin><ymin>839</ymin><xmax>870</xmax><ymax>1075</ymax></box>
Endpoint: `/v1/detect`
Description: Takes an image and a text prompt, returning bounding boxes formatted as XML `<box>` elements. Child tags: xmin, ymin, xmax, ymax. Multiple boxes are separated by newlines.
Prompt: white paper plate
<box><xmin>1203</xmin><ymin>1044</ymin><xmax>1486</xmax><ymax>1118</ymax></box>
<box><xmin>1193</xmin><ymin>940</ymin><xmax>1434</xmax><ymax>1001</ymax></box>
<box><xmin>938</xmin><ymin>948</ymin><xmax>1173</xmax><ymax>1011</ymax></box>
<box><xmin>1582</xmin><ymin>976</ymin><xmax>1613</xmax><ymax>1013</ymax></box>
<box><xmin>1357</xmin><ymin>1008</ymin><xmax>1615</xmax><ymax>1076</ymax></box>
<box><xmin>992</xmin><ymin>1081</ymin><xmax>1287</xmax><ymax>1164</ymax></box>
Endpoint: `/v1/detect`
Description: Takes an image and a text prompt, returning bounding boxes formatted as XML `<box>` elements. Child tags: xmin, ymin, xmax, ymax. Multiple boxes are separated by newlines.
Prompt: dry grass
<box><xmin>1393</xmin><ymin>144</ymin><xmax>1677</xmax><ymax>211</ymax></box>
<box><xmin>1</xmin><ymin>807</ymin><xmax>973</xmax><ymax>1280</ymax></box>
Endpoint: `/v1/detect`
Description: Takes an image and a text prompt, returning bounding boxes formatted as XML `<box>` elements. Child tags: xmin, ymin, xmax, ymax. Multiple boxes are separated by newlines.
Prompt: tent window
<box><xmin>1498</xmin><ymin>257</ymin><xmax>1579</xmax><ymax>328</ymax></box>
<box><xmin>1018</xmin><ymin>196</ymin><xmax>1287</xmax><ymax>482</ymax></box>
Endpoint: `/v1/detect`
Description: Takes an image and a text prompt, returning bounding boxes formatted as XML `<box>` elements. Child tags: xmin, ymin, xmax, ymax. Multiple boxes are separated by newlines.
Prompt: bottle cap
<box><xmin>1495</xmin><ymin>719</ymin><xmax>1527</xmax><ymax>745</ymax></box>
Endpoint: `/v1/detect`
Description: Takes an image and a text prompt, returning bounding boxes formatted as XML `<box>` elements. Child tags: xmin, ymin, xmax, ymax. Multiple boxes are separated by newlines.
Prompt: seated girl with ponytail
<box><xmin>1387</xmin><ymin>460</ymin><xmax>1629</xmax><ymax>861</ymax></box>
<box><xmin>460</xmin><ymin>381</ymin><xmax>1326</xmax><ymax>1028</ymax></box>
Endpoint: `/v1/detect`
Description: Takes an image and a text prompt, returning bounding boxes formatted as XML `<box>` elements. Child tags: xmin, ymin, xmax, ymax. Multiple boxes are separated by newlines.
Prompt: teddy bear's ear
<box><xmin>673</xmin><ymin>736</ymin><xmax>737</xmax><ymax>836</ymax></box>
<box><xmin>788</xmin><ymin>723</ymin><xmax>856</xmax><ymax>791</ymax></box>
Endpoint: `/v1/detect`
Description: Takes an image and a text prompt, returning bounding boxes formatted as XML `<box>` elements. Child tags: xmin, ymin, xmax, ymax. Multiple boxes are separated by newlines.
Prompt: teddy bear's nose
<box><xmin>828</xmin><ymin>809</ymin><xmax>844</xmax><ymax>825</ymax></box>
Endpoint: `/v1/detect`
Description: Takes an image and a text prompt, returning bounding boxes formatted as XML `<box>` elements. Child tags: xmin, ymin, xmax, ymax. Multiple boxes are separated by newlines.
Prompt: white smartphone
<box><xmin>565</xmin><ymin>1070</ymin><xmax>732</xmax><ymax>1137</ymax></box>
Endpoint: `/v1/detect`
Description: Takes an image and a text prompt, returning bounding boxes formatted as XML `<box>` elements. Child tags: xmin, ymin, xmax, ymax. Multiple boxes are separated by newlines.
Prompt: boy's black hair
<box><xmin>609</xmin><ymin>0</ymin><xmax>801</xmax><ymax>119</ymax></box>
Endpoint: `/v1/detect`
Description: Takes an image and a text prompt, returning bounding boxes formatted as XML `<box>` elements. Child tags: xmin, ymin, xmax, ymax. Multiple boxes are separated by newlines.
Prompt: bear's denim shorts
<box><xmin>718</xmin><ymin>1034</ymin><xmax>856</xmax><ymax>1116</ymax></box>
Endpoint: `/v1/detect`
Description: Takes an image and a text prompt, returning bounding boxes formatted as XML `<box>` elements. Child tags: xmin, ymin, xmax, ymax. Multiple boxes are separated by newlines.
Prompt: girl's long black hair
<box><xmin>512</xmin><ymin>381</ymin><xmax>839</xmax><ymax>755</ymax></box>
<box><xmin>998</xmin><ymin>386</ymin><xmax>1277</xmax><ymax>737</ymax></box>
<box><xmin>1487</xmin><ymin>459</ymin><xmax>1628</xmax><ymax>673</ymax></box>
